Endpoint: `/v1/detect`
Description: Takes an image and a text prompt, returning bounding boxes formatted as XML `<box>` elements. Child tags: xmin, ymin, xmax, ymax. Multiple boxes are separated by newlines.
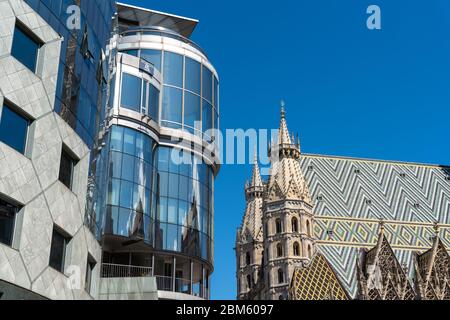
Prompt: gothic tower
<box><xmin>236</xmin><ymin>154</ymin><xmax>265</xmax><ymax>299</ymax></box>
<box><xmin>262</xmin><ymin>105</ymin><xmax>316</xmax><ymax>300</ymax></box>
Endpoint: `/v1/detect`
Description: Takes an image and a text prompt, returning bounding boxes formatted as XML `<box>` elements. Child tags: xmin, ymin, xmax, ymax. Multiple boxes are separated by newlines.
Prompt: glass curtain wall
<box><xmin>119</xmin><ymin>48</ymin><xmax>219</xmax><ymax>139</ymax></box>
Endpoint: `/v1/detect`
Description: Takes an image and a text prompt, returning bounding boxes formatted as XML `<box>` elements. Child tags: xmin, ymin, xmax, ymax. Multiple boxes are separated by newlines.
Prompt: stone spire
<box><xmin>250</xmin><ymin>152</ymin><xmax>263</xmax><ymax>188</ymax></box>
<box><xmin>278</xmin><ymin>102</ymin><xmax>292</xmax><ymax>145</ymax></box>
<box><xmin>266</xmin><ymin>104</ymin><xmax>311</xmax><ymax>204</ymax></box>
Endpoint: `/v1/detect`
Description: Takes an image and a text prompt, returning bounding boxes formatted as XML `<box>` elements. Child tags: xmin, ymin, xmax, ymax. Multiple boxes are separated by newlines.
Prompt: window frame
<box><xmin>49</xmin><ymin>226</ymin><xmax>71</xmax><ymax>274</ymax></box>
<box><xmin>0</xmin><ymin>196</ymin><xmax>22</xmax><ymax>247</ymax></box>
<box><xmin>11</xmin><ymin>21</ymin><xmax>43</xmax><ymax>73</ymax></box>
<box><xmin>58</xmin><ymin>145</ymin><xmax>79</xmax><ymax>190</ymax></box>
<box><xmin>0</xmin><ymin>102</ymin><xmax>31</xmax><ymax>155</ymax></box>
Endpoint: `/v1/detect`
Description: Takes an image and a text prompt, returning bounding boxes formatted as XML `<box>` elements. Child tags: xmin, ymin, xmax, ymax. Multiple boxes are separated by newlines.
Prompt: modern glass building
<box><xmin>0</xmin><ymin>0</ymin><xmax>115</xmax><ymax>300</ymax></box>
<box><xmin>87</xmin><ymin>3</ymin><xmax>220</xmax><ymax>300</ymax></box>
<box><xmin>0</xmin><ymin>0</ymin><xmax>219</xmax><ymax>301</ymax></box>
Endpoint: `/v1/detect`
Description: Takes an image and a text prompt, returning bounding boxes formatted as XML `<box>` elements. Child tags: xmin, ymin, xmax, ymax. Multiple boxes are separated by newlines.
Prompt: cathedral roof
<box><xmin>414</xmin><ymin>230</ymin><xmax>450</xmax><ymax>300</ymax></box>
<box><xmin>290</xmin><ymin>253</ymin><xmax>350</xmax><ymax>300</ymax></box>
<box><xmin>357</xmin><ymin>223</ymin><xmax>416</xmax><ymax>300</ymax></box>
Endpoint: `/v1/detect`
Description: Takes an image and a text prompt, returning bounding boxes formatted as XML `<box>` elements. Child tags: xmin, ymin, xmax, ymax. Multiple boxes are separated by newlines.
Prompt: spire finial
<box><xmin>280</xmin><ymin>100</ymin><xmax>286</xmax><ymax>119</ymax></box>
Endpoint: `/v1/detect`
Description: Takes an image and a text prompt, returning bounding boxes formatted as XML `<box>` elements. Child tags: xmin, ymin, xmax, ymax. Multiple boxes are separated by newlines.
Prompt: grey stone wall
<box><xmin>0</xmin><ymin>0</ymin><xmax>101</xmax><ymax>300</ymax></box>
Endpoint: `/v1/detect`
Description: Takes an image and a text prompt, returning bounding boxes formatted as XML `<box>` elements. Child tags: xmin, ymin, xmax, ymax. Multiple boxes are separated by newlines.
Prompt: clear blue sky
<box><xmin>123</xmin><ymin>0</ymin><xmax>450</xmax><ymax>299</ymax></box>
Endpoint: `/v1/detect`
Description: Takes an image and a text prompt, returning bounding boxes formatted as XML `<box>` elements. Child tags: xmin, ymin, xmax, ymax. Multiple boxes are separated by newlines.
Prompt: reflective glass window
<box><xmin>202</xmin><ymin>66</ymin><xmax>213</xmax><ymax>103</ymax></box>
<box><xmin>120</xmin><ymin>180</ymin><xmax>134</xmax><ymax>209</ymax></box>
<box><xmin>148</xmin><ymin>84</ymin><xmax>160</xmax><ymax>121</ymax></box>
<box><xmin>141</xmin><ymin>49</ymin><xmax>162</xmax><ymax>71</ymax></box>
<box><xmin>110</xmin><ymin>126</ymin><xmax>123</xmax><ymax>152</ymax></box>
<box><xmin>202</xmin><ymin>100</ymin><xmax>213</xmax><ymax>133</ymax></box>
<box><xmin>120</xmin><ymin>73</ymin><xmax>142</xmax><ymax>112</ymax></box>
<box><xmin>11</xmin><ymin>24</ymin><xmax>41</xmax><ymax>72</ymax></box>
<box><xmin>121</xmin><ymin>154</ymin><xmax>135</xmax><ymax>182</ymax></box>
<box><xmin>168</xmin><ymin>173</ymin><xmax>179</xmax><ymax>199</ymax></box>
<box><xmin>123</xmin><ymin>128</ymin><xmax>135</xmax><ymax>155</ymax></box>
<box><xmin>110</xmin><ymin>152</ymin><xmax>122</xmax><ymax>178</ymax></box>
<box><xmin>166</xmin><ymin>224</ymin><xmax>179</xmax><ymax>251</ymax></box>
<box><xmin>157</xmin><ymin>197</ymin><xmax>168</xmax><ymax>222</ymax></box>
<box><xmin>157</xmin><ymin>148</ymin><xmax>169</xmax><ymax>172</ymax></box>
<box><xmin>108</xmin><ymin>179</ymin><xmax>120</xmax><ymax>206</ymax></box>
<box><xmin>184</xmin><ymin>92</ymin><xmax>201</xmax><ymax>133</ymax></box>
<box><xmin>118</xmin><ymin>208</ymin><xmax>130</xmax><ymax>236</ymax></box>
<box><xmin>167</xmin><ymin>199</ymin><xmax>178</xmax><ymax>224</ymax></box>
<box><xmin>161</xmin><ymin>86</ymin><xmax>182</xmax><ymax>128</ymax></box>
<box><xmin>163</xmin><ymin>52</ymin><xmax>183</xmax><ymax>87</ymax></box>
<box><xmin>158</xmin><ymin>172</ymin><xmax>169</xmax><ymax>197</ymax></box>
<box><xmin>0</xmin><ymin>104</ymin><xmax>30</xmax><ymax>154</ymax></box>
<box><xmin>185</xmin><ymin>57</ymin><xmax>201</xmax><ymax>94</ymax></box>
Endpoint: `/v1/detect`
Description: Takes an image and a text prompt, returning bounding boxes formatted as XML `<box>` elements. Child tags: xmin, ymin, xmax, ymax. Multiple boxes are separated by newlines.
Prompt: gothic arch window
<box><xmin>279</xmin><ymin>295</ymin><xmax>284</xmax><ymax>300</ymax></box>
<box><xmin>276</xmin><ymin>243</ymin><xmax>283</xmax><ymax>257</ymax></box>
<box><xmin>246</xmin><ymin>252</ymin><xmax>251</xmax><ymax>265</ymax></box>
<box><xmin>277</xmin><ymin>268</ymin><xmax>284</xmax><ymax>284</ymax></box>
<box><xmin>292</xmin><ymin>217</ymin><xmax>298</xmax><ymax>233</ymax></box>
<box><xmin>264</xmin><ymin>222</ymin><xmax>268</xmax><ymax>236</ymax></box>
<box><xmin>293</xmin><ymin>242</ymin><xmax>300</xmax><ymax>256</ymax></box>
<box><xmin>246</xmin><ymin>274</ymin><xmax>252</xmax><ymax>290</ymax></box>
<box><xmin>308</xmin><ymin>244</ymin><xmax>312</xmax><ymax>258</ymax></box>
<box><xmin>306</xmin><ymin>220</ymin><xmax>311</xmax><ymax>237</ymax></box>
<box><xmin>275</xmin><ymin>218</ymin><xmax>282</xmax><ymax>234</ymax></box>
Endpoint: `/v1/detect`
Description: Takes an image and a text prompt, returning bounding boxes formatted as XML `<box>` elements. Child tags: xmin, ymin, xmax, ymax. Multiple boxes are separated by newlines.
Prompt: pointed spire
<box><xmin>278</xmin><ymin>101</ymin><xmax>292</xmax><ymax>145</ymax></box>
<box><xmin>250</xmin><ymin>151</ymin><xmax>263</xmax><ymax>187</ymax></box>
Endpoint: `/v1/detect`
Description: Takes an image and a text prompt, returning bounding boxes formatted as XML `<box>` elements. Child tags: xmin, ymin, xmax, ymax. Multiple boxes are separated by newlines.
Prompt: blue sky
<box><xmin>122</xmin><ymin>0</ymin><xmax>450</xmax><ymax>299</ymax></box>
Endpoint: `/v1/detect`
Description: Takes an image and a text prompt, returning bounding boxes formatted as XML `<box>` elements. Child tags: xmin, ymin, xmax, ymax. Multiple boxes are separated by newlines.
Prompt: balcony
<box><xmin>100</xmin><ymin>263</ymin><xmax>208</xmax><ymax>299</ymax></box>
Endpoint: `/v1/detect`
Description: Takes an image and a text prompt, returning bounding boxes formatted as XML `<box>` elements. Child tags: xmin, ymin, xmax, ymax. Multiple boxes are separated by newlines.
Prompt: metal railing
<box><xmin>101</xmin><ymin>264</ymin><xmax>208</xmax><ymax>298</ymax></box>
<box><xmin>101</xmin><ymin>263</ymin><xmax>153</xmax><ymax>278</ymax></box>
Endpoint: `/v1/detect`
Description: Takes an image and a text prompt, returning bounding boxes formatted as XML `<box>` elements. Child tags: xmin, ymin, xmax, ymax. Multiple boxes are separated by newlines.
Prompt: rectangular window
<box><xmin>184</xmin><ymin>92</ymin><xmax>201</xmax><ymax>133</ymax></box>
<box><xmin>11</xmin><ymin>23</ymin><xmax>41</xmax><ymax>72</ymax></box>
<box><xmin>85</xmin><ymin>255</ymin><xmax>96</xmax><ymax>294</ymax></box>
<box><xmin>49</xmin><ymin>227</ymin><xmax>71</xmax><ymax>273</ymax></box>
<box><xmin>59</xmin><ymin>146</ymin><xmax>78</xmax><ymax>190</ymax></box>
<box><xmin>0</xmin><ymin>104</ymin><xmax>30</xmax><ymax>154</ymax></box>
<box><xmin>185</xmin><ymin>57</ymin><xmax>201</xmax><ymax>94</ymax></box>
<box><xmin>161</xmin><ymin>86</ymin><xmax>182</xmax><ymax>129</ymax></box>
<box><xmin>120</xmin><ymin>73</ymin><xmax>142</xmax><ymax>112</ymax></box>
<box><xmin>163</xmin><ymin>52</ymin><xmax>183</xmax><ymax>87</ymax></box>
<box><xmin>0</xmin><ymin>197</ymin><xmax>21</xmax><ymax>246</ymax></box>
<box><xmin>202</xmin><ymin>66</ymin><xmax>213</xmax><ymax>103</ymax></box>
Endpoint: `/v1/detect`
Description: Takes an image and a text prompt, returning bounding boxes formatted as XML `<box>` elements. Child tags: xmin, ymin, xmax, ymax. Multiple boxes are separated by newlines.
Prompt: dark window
<box><xmin>292</xmin><ymin>217</ymin><xmax>298</xmax><ymax>232</ymax></box>
<box><xmin>277</xmin><ymin>268</ymin><xmax>284</xmax><ymax>284</ymax></box>
<box><xmin>293</xmin><ymin>242</ymin><xmax>300</xmax><ymax>256</ymax></box>
<box><xmin>49</xmin><ymin>227</ymin><xmax>71</xmax><ymax>273</ymax></box>
<box><xmin>0</xmin><ymin>104</ymin><xmax>30</xmax><ymax>154</ymax></box>
<box><xmin>11</xmin><ymin>23</ymin><xmax>41</xmax><ymax>72</ymax></box>
<box><xmin>306</xmin><ymin>220</ymin><xmax>311</xmax><ymax>237</ymax></box>
<box><xmin>85</xmin><ymin>255</ymin><xmax>96</xmax><ymax>294</ymax></box>
<box><xmin>59</xmin><ymin>147</ymin><xmax>78</xmax><ymax>190</ymax></box>
<box><xmin>245</xmin><ymin>252</ymin><xmax>251</xmax><ymax>265</ymax></box>
<box><xmin>276</xmin><ymin>243</ymin><xmax>283</xmax><ymax>257</ymax></box>
<box><xmin>0</xmin><ymin>197</ymin><xmax>21</xmax><ymax>246</ymax></box>
<box><xmin>275</xmin><ymin>218</ymin><xmax>282</xmax><ymax>234</ymax></box>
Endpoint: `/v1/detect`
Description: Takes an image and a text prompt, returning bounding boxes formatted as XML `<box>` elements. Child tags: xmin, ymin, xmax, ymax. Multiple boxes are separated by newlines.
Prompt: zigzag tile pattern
<box><xmin>299</xmin><ymin>154</ymin><xmax>450</xmax><ymax>297</ymax></box>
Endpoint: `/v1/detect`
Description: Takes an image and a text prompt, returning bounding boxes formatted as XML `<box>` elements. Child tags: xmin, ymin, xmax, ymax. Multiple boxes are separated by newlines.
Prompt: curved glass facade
<box><xmin>97</xmin><ymin>125</ymin><xmax>213</xmax><ymax>263</ymax></box>
<box><xmin>119</xmin><ymin>46</ymin><xmax>219</xmax><ymax>139</ymax></box>
<box><xmin>25</xmin><ymin>0</ymin><xmax>116</xmax><ymax>148</ymax></box>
